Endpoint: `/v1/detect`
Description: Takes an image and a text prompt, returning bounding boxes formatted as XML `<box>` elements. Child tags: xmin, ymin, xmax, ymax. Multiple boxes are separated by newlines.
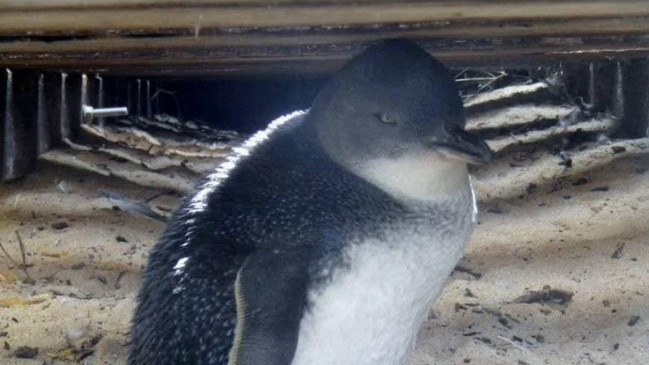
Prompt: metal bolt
<box><xmin>82</xmin><ymin>105</ymin><xmax>128</xmax><ymax>123</ymax></box>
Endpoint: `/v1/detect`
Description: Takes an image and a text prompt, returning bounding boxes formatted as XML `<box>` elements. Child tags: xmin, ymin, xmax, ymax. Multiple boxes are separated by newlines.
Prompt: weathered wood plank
<box><xmin>2</xmin><ymin>0</ymin><xmax>647</xmax><ymax>12</ymax></box>
<box><xmin>0</xmin><ymin>1</ymin><xmax>647</xmax><ymax>74</ymax></box>
<box><xmin>2</xmin><ymin>17</ymin><xmax>649</xmax><ymax>55</ymax></box>
<box><xmin>0</xmin><ymin>2</ymin><xmax>648</xmax><ymax>35</ymax></box>
<box><xmin>2</xmin><ymin>39</ymin><xmax>648</xmax><ymax>76</ymax></box>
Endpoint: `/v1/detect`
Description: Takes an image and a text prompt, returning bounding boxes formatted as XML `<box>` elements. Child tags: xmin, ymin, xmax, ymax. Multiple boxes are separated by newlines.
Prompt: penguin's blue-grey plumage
<box><xmin>129</xmin><ymin>40</ymin><xmax>492</xmax><ymax>365</ymax></box>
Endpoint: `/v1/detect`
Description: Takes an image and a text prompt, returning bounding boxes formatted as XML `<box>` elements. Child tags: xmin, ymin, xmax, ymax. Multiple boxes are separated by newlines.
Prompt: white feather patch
<box><xmin>291</xmin><ymin>193</ymin><xmax>475</xmax><ymax>365</ymax></box>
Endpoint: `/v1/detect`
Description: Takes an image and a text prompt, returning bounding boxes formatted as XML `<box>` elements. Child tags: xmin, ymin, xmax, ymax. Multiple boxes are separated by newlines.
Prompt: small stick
<box><xmin>0</xmin><ymin>237</ymin><xmax>34</xmax><ymax>284</ymax></box>
<box><xmin>474</xmin><ymin>72</ymin><xmax>508</xmax><ymax>94</ymax></box>
<box><xmin>14</xmin><ymin>231</ymin><xmax>35</xmax><ymax>283</ymax></box>
<box><xmin>496</xmin><ymin>335</ymin><xmax>530</xmax><ymax>353</ymax></box>
<box><xmin>0</xmin><ymin>239</ymin><xmax>21</xmax><ymax>268</ymax></box>
<box><xmin>101</xmin><ymin>189</ymin><xmax>169</xmax><ymax>223</ymax></box>
<box><xmin>456</xmin><ymin>77</ymin><xmax>506</xmax><ymax>82</ymax></box>
<box><xmin>144</xmin><ymin>190</ymin><xmax>173</xmax><ymax>204</ymax></box>
<box><xmin>150</xmin><ymin>88</ymin><xmax>182</xmax><ymax>120</ymax></box>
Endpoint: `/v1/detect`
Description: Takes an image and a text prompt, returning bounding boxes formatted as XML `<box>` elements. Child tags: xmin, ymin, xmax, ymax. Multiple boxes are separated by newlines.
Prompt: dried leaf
<box><xmin>0</xmin><ymin>293</ymin><xmax>55</xmax><ymax>308</ymax></box>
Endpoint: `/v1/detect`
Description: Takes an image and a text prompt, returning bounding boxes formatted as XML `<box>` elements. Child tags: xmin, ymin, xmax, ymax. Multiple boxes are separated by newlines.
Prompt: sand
<box><xmin>0</xmin><ymin>134</ymin><xmax>648</xmax><ymax>364</ymax></box>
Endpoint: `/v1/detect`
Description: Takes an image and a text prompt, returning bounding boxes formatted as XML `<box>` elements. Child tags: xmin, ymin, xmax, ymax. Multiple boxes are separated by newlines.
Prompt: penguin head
<box><xmin>312</xmin><ymin>39</ymin><xmax>492</xmax><ymax>169</ymax></box>
<box><xmin>310</xmin><ymin>40</ymin><xmax>492</xmax><ymax>200</ymax></box>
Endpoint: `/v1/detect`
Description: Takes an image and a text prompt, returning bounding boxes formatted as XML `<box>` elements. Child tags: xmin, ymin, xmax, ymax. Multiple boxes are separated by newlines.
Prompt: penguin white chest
<box><xmin>291</xmin><ymin>196</ymin><xmax>474</xmax><ymax>365</ymax></box>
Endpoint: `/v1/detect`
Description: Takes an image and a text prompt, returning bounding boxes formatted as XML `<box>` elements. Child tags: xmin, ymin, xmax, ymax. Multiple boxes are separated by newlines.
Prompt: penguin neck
<box><xmin>307</xmin><ymin>118</ymin><xmax>472</xmax><ymax>203</ymax></box>
<box><xmin>354</xmin><ymin>154</ymin><xmax>471</xmax><ymax>203</ymax></box>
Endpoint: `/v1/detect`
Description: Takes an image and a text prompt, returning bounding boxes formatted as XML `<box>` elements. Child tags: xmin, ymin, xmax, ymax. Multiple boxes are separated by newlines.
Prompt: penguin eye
<box><xmin>375</xmin><ymin>113</ymin><xmax>397</xmax><ymax>125</ymax></box>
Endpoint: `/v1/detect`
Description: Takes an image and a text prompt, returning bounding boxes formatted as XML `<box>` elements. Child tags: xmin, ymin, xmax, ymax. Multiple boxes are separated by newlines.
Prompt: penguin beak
<box><xmin>426</xmin><ymin>124</ymin><xmax>493</xmax><ymax>165</ymax></box>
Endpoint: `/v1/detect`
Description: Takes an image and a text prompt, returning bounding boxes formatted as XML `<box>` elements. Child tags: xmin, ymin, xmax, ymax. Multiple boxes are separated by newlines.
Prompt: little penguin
<box><xmin>129</xmin><ymin>39</ymin><xmax>493</xmax><ymax>365</ymax></box>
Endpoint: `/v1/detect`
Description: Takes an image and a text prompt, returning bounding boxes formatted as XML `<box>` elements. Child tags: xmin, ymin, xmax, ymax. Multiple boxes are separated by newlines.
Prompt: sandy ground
<box><xmin>0</xmin><ymin>135</ymin><xmax>648</xmax><ymax>364</ymax></box>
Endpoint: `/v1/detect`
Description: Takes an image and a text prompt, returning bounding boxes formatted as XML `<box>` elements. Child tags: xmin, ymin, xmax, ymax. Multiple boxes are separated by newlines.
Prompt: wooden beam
<box><xmin>0</xmin><ymin>2</ymin><xmax>648</xmax><ymax>35</ymax></box>
<box><xmin>2</xmin><ymin>16</ymin><xmax>649</xmax><ymax>54</ymax></box>
<box><xmin>3</xmin><ymin>41</ymin><xmax>648</xmax><ymax>77</ymax></box>
<box><xmin>0</xmin><ymin>1</ymin><xmax>647</xmax><ymax>74</ymax></box>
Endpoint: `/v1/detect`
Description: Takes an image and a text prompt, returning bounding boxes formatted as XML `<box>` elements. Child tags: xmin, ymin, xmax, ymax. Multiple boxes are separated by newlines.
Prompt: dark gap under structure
<box><xmin>1</xmin><ymin>58</ymin><xmax>648</xmax><ymax>182</ymax></box>
<box><xmin>133</xmin><ymin>77</ymin><xmax>326</xmax><ymax>134</ymax></box>
<box><xmin>561</xmin><ymin>58</ymin><xmax>649</xmax><ymax>139</ymax></box>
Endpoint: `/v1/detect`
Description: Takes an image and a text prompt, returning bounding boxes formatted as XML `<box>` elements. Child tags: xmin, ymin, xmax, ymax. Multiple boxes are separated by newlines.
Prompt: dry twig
<box><xmin>14</xmin><ymin>231</ymin><xmax>35</xmax><ymax>284</ymax></box>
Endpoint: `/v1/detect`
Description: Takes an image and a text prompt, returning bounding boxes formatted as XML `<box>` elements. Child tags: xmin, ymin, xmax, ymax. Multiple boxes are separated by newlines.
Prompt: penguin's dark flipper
<box><xmin>228</xmin><ymin>247</ymin><xmax>310</xmax><ymax>365</ymax></box>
